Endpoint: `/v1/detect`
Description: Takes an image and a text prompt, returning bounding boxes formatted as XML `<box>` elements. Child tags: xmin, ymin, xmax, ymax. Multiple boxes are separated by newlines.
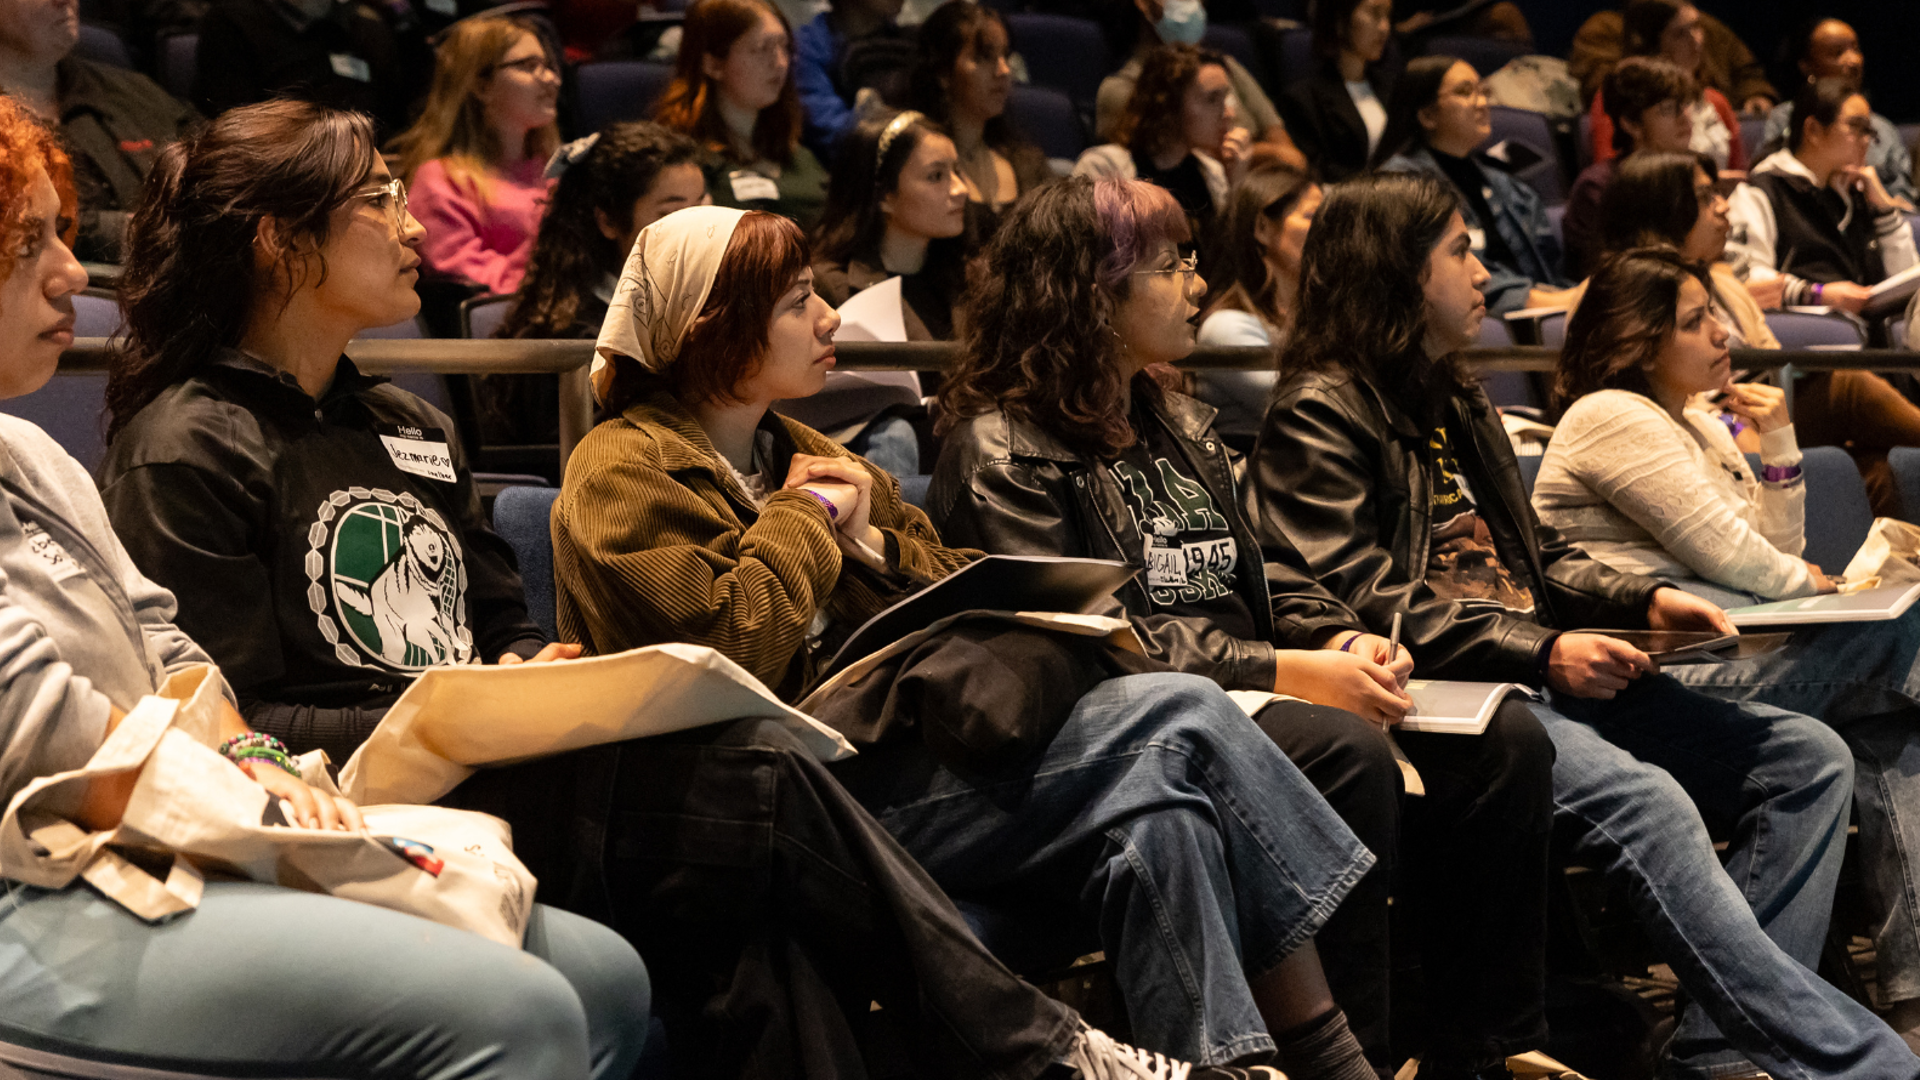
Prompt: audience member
<box><xmin>1192</xmin><ymin>157</ymin><xmax>1317</xmax><ymax>445</ymax></box>
<box><xmin>1093</xmin><ymin>0</ymin><xmax>1298</xmax><ymax>168</ymax></box>
<box><xmin>793</xmin><ymin>0</ymin><xmax>910</xmax><ymax>157</ymax></box>
<box><xmin>192</xmin><ymin>0</ymin><xmax>423</xmax><ymax>134</ymax></box>
<box><xmin>553</xmin><ymin>203</ymin><xmax>1384</xmax><ymax>1076</ymax></box>
<box><xmin>1541</xmin><ymin>246</ymin><xmax>1920</xmax><ymax>1047</ymax></box>
<box><xmin>1727</xmin><ymin>76</ymin><xmax>1916</xmax><ymax>315</ymax></box>
<box><xmin>1592</xmin><ymin>151</ymin><xmax>1920</xmax><ymax>517</ymax></box>
<box><xmin>1581</xmin><ymin>0</ymin><xmax>1746</xmax><ymax>171</ymax></box>
<box><xmin>814</xmin><ymin>110</ymin><xmax>968</xmax><ymax>339</ymax></box>
<box><xmin>929</xmin><ymin>175</ymin><xmax>1555</xmax><ymax>1079</ymax></box>
<box><xmin>1246</xmin><ymin>169</ymin><xmax>1919</xmax><ymax>1080</ymax></box>
<box><xmin>1375</xmin><ymin>56</ymin><xmax>1573</xmax><ymax>317</ymax></box>
<box><xmin>91</xmin><ymin>102</ymin><xmax>1191</xmax><ymax>1080</ymax></box>
<box><xmin>1562</xmin><ymin>57</ymin><xmax>1694</xmax><ymax>279</ymax></box>
<box><xmin>0</xmin><ymin>93</ymin><xmax>654</xmax><ymax>1080</ymax></box>
<box><xmin>1075</xmin><ymin>43</ymin><xmax>1241</xmax><ymax>242</ymax></box>
<box><xmin>907</xmin><ymin>0</ymin><xmax>1049</xmax><ymax>220</ymax></box>
<box><xmin>390</xmin><ymin>14</ymin><xmax>561</xmax><ymax>297</ymax></box>
<box><xmin>1276</xmin><ymin>0</ymin><xmax>1393</xmax><ymax>184</ymax></box>
<box><xmin>486</xmin><ymin>122</ymin><xmax>704</xmax><ymax>446</ymax></box>
<box><xmin>655</xmin><ymin>0</ymin><xmax>829</xmax><ymax>228</ymax></box>
<box><xmin>1568</xmin><ymin>1</ymin><xmax>1774</xmax><ymax>116</ymax></box>
<box><xmin>1763</xmin><ymin>17</ymin><xmax>1914</xmax><ymax>208</ymax></box>
<box><xmin>0</xmin><ymin>0</ymin><xmax>199</xmax><ymax>262</ymax></box>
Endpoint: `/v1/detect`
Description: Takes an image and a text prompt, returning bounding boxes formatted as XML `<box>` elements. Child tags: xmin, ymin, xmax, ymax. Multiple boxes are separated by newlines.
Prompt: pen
<box><xmin>1388</xmin><ymin>612</ymin><xmax>1402</xmax><ymax>662</ymax></box>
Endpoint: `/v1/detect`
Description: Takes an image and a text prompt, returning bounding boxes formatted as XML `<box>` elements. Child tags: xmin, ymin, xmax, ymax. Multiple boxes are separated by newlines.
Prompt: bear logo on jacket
<box><xmin>306</xmin><ymin>488</ymin><xmax>473</xmax><ymax>671</ymax></box>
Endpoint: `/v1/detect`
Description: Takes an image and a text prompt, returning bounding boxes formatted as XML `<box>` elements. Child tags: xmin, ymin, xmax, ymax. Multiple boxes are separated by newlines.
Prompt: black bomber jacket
<box><xmin>96</xmin><ymin>351</ymin><xmax>545</xmax><ymax>763</ymax></box>
<box><xmin>927</xmin><ymin>388</ymin><xmax>1367</xmax><ymax>692</ymax></box>
<box><xmin>1246</xmin><ymin>367</ymin><xmax>1664</xmax><ymax>685</ymax></box>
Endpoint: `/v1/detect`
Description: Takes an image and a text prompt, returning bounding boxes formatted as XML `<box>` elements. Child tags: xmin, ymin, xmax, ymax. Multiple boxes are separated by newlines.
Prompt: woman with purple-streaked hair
<box><xmin>931</xmin><ymin>175</ymin><xmax>1557</xmax><ymax>1079</ymax></box>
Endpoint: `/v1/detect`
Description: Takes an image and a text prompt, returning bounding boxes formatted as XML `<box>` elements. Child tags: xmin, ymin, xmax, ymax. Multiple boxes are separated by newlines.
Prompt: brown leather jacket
<box><xmin>1246</xmin><ymin>369</ymin><xmax>1664</xmax><ymax>685</ymax></box>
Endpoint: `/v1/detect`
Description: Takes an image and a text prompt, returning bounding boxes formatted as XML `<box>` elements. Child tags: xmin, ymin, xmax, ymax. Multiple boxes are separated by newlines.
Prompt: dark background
<box><xmin>1516</xmin><ymin>0</ymin><xmax>1920</xmax><ymax>122</ymax></box>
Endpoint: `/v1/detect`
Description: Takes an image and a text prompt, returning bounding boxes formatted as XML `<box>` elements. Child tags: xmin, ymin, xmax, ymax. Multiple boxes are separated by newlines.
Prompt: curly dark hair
<box><xmin>0</xmin><ymin>95</ymin><xmax>74</xmax><ymax>283</ymax></box>
<box><xmin>1555</xmin><ymin>245</ymin><xmax>1709</xmax><ymax>409</ymax></box>
<box><xmin>1281</xmin><ymin>171</ymin><xmax>1470</xmax><ymax>417</ymax></box>
<box><xmin>500</xmin><ymin>122</ymin><xmax>701</xmax><ymax>339</ymax></box>
<box><xmin>939</xmin><ymin>177</ymin><xmax>1188</xmax><ymax>458</ymax></box>
<box><xmin>1114</xmin><ymin>43</ymin><xmax>1226</xmax><ymax>162</ymax></box>
<box><xmin>109</xmin><ymin>101</ymin><xmax>376</xmax><ymax>441</ymax></box>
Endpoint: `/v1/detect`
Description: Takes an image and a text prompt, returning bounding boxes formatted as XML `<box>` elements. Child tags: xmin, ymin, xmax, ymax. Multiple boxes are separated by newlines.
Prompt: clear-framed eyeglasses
<box><xmin>353</xmin><ymin>178</ymin><xmax>410</xmax><ymax>230</ymax></box>
<box><xmin>1134</xmin><ymin>253</ymin><xmax>1200</xmax><ymax>280</ymax></box>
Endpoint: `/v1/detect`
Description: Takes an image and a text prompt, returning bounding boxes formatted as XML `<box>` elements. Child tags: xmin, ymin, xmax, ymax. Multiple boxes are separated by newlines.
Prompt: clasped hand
<box><xmin>1278</xmin><ymin>633</ymin><xmax>1414</xmax><ymax>727</ymax></box>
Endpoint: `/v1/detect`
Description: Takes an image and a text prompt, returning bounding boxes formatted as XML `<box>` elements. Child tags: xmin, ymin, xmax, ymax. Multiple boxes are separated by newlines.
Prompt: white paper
<box><xmin>831</xmin><ymin>275</ymin><xmax>907</xmax><ymax>343</ymax></box>
<box><xmin>339</xmin><ymin>643</ymin><xmax>855</xmax><ymax>805</ymax></box>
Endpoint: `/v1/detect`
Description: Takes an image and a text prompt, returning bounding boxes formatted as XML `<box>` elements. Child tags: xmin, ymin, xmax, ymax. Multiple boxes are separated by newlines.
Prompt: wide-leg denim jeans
<box><xmin>1542</xmin><ymin>674</ymin><xmax>1918</xmax><ymax>1079</ymax></box>
<box><xmin>829</xmin><ymin>672</ymin><xmax>1376</xmax><ymax>1066</ymax></box>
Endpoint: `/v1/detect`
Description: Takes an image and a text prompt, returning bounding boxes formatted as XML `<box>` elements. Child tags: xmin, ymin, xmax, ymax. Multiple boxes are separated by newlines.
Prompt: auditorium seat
<box><xmin>1748</xmin><ymin>448</ymin><xmax>1873</xmax><ymax>571</ymax></box>
<box><xmin>1516</xmin><ymin>452</ymin><xmax>1543</xmax><ymax>495</ymax></box>
<box><xmin>574</xmin><ymin>61</ymin><xmax>674</xmax><ymax>135</ymax></box>
<box><xmin>1200</xmin><ymin>24</ymin><xmax>1265</xmax><ymax>87</ymax></box>
<box><xmin>1738</xmin><ymin>115</ymin><xmax>1767</xmax><ymax>162</ymax></box>
<box><xmin>460</xmin><ymin>294</ymin><xmax>515</xmax><ymax>340</ymax></box>
<box><xmin>1889</xmin><ymin>447</ymin><xmax>1920</xmax><ymax>524</ymax></box>
<box><xmin>1005</xmin><ymin>15</ymin><xmax>1108</xmax><ymax>110</ymax></box>
<box><xmin>75</xmin><ymin>23</ymin><xmax>129</xmax><ymax>69</ymax></box>
<box><xmin>1006</xmin><ymin>84</ymin><xmax>1087</xmax><ymax>163</ymax></box>
<box><xmin>1764</xmin><ymin>309</ymin><xmax>1865</xmax><ymax>349</ymax></box>
<box><xmin>1423</xmin><ymin>34</ymin><xmax>1527</xmax><ymax>78</ymax></box>
<box><xmin>1271</xmin><ymin>27</ymin><xmax>1314</xmax><ymax>89</ymax></box>
<box><xmin>158</xmin><ymin>32</ymin><xmax>197</xmax><ymax>99</ymax></box>
<box><xmin>73</xmin><ymin>289</ymin><xmax>122</xmax><ymax>337</ymax></box>
<box><xmin>1481</xmin><ymin>105</ymin><xmax>1563</xmax><ymax>205</ymax></box>
<box><xmin>493</xmin><ymin>485</ymin><xmax>561</xmax><ymax>640</ymax></box>
<box><xmin>0</xmin><ymin>375</ymin><xmax>106</xmax><ymax>471</ymax></box>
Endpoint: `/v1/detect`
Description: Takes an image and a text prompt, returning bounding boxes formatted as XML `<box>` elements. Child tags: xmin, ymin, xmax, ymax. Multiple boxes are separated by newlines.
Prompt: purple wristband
<box><xmin>1813</xmin><ymin>282</ymin><xmax>1825</xmax><ymax>304</ymax></box>
<box><xmin>1760</xmin><ymin>463</ymin><xmax>1802</xmax><ymax>483</ymax></box>
<box><xmin>1338</xmin><ymin>633</ymin><xmax>1361</xmax><ymax>653</ymax></box>
<box><xmin>803</xmin><ymin>489</ymin><xmax>839</xmax><ymax>520</ymax></box>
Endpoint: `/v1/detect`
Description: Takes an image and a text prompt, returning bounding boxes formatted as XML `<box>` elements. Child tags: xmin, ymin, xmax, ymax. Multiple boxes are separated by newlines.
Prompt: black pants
<box><xmin>1255</xmin><ymin>699</ymin><xmax>1554</xmax><ymax>1072</ymax></box>
<box><xmin>459</xmin><ymin>719</ymin><xmax>1079</xmax><ymax>1080</ymax></box>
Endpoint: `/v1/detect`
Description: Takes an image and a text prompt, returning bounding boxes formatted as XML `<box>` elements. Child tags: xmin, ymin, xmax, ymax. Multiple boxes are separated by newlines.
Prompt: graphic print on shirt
<box><xmin>1109</xmin><ymin>456</ymin><xmax>1237</xmax><ymax>605</ymax></box>
<box><xmin>305</xmin><ymin>487</ymin><xmax>472</xmax><ymax>672</ymax></box>
<box><xmin>1426</xmin><ymin>426</ymin><xmax>1536</xmax><ymax>613</ymax></box>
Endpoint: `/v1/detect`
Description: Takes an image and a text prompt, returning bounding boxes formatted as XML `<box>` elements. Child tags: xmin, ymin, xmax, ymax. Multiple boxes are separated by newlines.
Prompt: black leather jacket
<box><xmin>928</xmin><ymin>390</ymin><xmax>1366</xmax><ymax>692</ymax></box>
<box><xmin>1247</xmin><ymin>369</ymin><xmax>1664</xmax><ymax>685</ymax></box>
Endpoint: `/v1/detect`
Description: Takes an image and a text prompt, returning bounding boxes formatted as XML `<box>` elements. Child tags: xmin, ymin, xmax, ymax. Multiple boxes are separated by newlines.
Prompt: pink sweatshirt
<box><xmin>411</xmin><ymin>157</ymin><xmax>554</xmax><ymax>295</ymax></box>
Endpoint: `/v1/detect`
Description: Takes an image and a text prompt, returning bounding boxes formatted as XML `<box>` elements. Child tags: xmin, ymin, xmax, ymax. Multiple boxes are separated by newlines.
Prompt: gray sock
<box><xmin>1271</xmin><ymin>1010</ymin><xmax>1378</xmax><ymax>1080</ymax></box>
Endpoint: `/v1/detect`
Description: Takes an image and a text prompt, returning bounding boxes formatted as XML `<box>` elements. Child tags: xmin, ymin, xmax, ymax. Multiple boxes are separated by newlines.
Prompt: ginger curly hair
<box><xmin>0</xmin><ymin>95</ymin><xmax>76</xmax><ymax>281</ymax></box>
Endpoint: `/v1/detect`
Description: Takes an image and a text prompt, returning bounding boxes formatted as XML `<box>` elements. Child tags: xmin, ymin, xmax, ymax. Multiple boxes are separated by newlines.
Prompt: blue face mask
<box><xmin>1157</xmin><ymin>0</ymin><xmax>1207</xmax><ymax>46</ymax></box>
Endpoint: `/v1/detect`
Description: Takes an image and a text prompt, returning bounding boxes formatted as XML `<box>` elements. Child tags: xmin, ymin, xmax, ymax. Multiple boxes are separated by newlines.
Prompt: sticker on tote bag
<box><xmin>306</xmin><ymin>488</ymin><xmax>473</xmax><ymax>672</ymax></box>
<box><xmin>380</xmin><ymin>836</ymin><xmax>446</xmax><ymax>876</ymax></box>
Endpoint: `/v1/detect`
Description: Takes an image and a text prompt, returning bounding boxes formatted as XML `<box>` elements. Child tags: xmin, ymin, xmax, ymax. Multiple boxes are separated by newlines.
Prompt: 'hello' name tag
<box><xmin>728</xmin><ymin>170</ymin><xmax>781</xmax><ymax>203</ymax></box>
<box><xmin>329</xmin><ymin>53</ymin><xmax>372</xmax><ymax>82</ymax></box>
<box><xmin>376</xmin><ymin>423</ymin><xmax>456</xmax><ymax>483</ymax></box>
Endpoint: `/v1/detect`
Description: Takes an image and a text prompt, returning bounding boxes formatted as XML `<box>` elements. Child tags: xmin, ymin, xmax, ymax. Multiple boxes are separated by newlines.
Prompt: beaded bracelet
<box><xmin>219</xmin><ymin>732</ymin><xmax>303</xmax><ymax>779</ymax></box>
<box><xmin>803</xmin><ymin>489</ymin><xmax>840</xmax><ymax>520</ymax></box>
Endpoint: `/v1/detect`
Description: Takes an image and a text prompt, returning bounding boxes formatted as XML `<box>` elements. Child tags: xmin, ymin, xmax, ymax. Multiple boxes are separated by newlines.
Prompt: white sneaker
<box><xmin>1062</xmin><ymin>1023</ymin><xmax>1289</xmax><ymax>1080</ymax></box>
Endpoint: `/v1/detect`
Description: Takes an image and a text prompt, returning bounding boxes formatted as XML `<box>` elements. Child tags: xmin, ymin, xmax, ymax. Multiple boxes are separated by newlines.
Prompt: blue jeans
<box><xmin>0</xmin><ymin>881</ymin><xmax>651</xmax><ymax>1078</ymax></box>
<box><xmin>1542</xmin><ymin>674</ymin><xmax>1918</xmax><ymax>1079</ymax></box>
<box><xmin>1669</xmin><ymin>579</ymin><xmax>1920</xmax><ymax>1006</ymax></box>
<box><xmin>829</xmin><ymin>673</ymin><xmax>1375</xmax><ymax>1066</ymax></box>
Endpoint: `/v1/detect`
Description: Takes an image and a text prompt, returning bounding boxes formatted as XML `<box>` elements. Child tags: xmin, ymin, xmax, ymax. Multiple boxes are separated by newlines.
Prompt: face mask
<box><xmin>1157</xmin><ymin>0</ymin><xmax>1207</xmax><ymax>46</ymax></box>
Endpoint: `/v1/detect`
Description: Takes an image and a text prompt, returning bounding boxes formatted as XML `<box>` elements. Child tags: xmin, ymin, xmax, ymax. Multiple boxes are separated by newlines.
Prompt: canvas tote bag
<box><xmin>0</xmin><ymin>663</ymin><xmax>535</xmax><ymax>947</ymax></box>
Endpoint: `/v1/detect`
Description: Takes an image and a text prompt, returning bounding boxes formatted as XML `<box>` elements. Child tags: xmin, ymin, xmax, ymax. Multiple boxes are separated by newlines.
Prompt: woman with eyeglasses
<box><xmin>1374</xmin><ymin>55</ymin><xmax>1574</xmax><ymax>318</ymax></box>
<box><xmin>928</xmin><ymin>177</ymin><xmax>1556</xmax><ymax>1078</ymax></box>
<box><xmin>1583</xmin><ymin>0</ymin><xmax>1747</xmax><ymax>172</ymax></box>
<box><xmin>387</xmin><ymin>15</ymin><xmax>560</xmax><ymax>301</ymax></box>
<box><xmin>1726</xmin><ymin>76</ymin><xmax>1916</xmax><ymax>317</ymax></box>
<box><xmin>655</xmin><ymin>0</ymin><xmax>829</xmax><ymax>229</ymax></box>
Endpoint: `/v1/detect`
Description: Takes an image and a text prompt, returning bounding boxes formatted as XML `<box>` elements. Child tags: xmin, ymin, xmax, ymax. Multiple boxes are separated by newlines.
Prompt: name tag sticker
<box><xmin>21</xmin><ymin>520</ymin><xmax>84</xmax><ymax>583</ymax></box>
<box><xmin>375</xmin><ymin>423</ymin><xmax>457</xmax><ymax>483</ymax></box>
<box><xmin>1143</xmin><ymin>535</ymin><xmax>1238</xmax><ymax>591</ymax></box>
<box><xmin>329</xmin><ymin>53</ymin><xmax>373</xmax><ymax>82</ymax></box>
<box><xmin>727</xmin><ymin>170</ymin><xmax>780</xmax><ymax>203</ymax></box>
<box><xmin>425</xmin><ymin>0</ymin><xmax>457</xmax><ymax>14</ymax></box>
<box><xmin>1465</xmin><ymin>227</ymin><xmax>1487</xmax><ymax>252</ymax></box>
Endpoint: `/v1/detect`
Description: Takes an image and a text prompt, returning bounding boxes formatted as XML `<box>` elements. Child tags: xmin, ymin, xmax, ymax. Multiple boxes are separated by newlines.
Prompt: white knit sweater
<box><xmin>1533</xmin><ymin>389</ymin><xmax>1816</xmax><ymax>600</ymax></box>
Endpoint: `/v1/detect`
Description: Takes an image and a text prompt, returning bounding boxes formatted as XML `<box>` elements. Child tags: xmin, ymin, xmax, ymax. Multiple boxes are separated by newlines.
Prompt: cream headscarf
<box><xmin>591</xmin><ymin>205</ymin><xmax>748</xmax><ymax>402</ymax></box>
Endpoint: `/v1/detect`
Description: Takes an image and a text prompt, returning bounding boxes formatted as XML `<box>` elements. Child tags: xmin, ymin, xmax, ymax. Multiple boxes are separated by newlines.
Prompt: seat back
<box><xmin>1738</xmin><ymin>115</ymin><xmax>1767</xmax><ymax>160</ymax></box>
<box><xmin>1200</xmin><ymin>24</ymin><xmax>1264</xmax><ymax>86</ymax></box>
<box><xmin>574</xmin><ymin>61</ymin><xmax>674</xmax><ymax>135</ymax></box>
<box><xmin>0</xmin><ymin>376</ymin><xmax>107</xmax><ymax>471</ymax></box>
<box><xmin>1423</xmin><ymin>35</ymin><xmax>1528</xmax><ymax>78</ymax></box>
<box><xmin>1516</xmin><ymin>452</ymin><xmax>1543</xmax><ymax>496</ymax></box>
<box><xmin>1890</xmin><ymin>447</ymin><xmax>1920</xmax><ymax>524</ymax></box>
<box><xmin>1747</xmin><ymin>448</ymin><xmax>1873</xmax><ymax>571</ymax></box>
<box><xmin>74</xmin><ymin>289</ymin><xmax>122</xmax><ymax>337</ymax></box>
<box><xmin>1006</xmin><ymin>84</ymin><xmax>1086</xmax><ymax>162</ymax></box>
<box><xmin>1271</xmin><ymin>26</ymin><xmax>1314</xmax><ymax>88</ymax></box>
<box><xmin>158</xmin><ymin>32</ymin><xmax>198</xmax><ymax>98</ymax></box>
<box><xmin>1480</xmin><ymin>104</ymin><xmax>1563</xmax><ymax>205</ymax></box>
<box><xmin>75</xmin><ymin>23</ymin><xmax>130</xmax><ymax>68</ymax></box>
<box><xmin>1004</xmin><ymin>14</ymin><xmax>1108</xmax><ymax>108</ymax></box>
<box><xmin>460</xmin><ymin>294</ymin><xmax>517</xmax><ymax>340</ymax></box>
<box><xmin>492</xmin><ymin>486</ymin><xmax>562</xmax><ymax>640</ymax></box>
<box><xmin>1539</xmin><ymin>310</ymin><xmax>1567</xmax><ymax>348</ymax></box>
<box><xmin>1764</xmin><ymin>310</ymin><xmax>1865</xmax><ymax>349</ymax></box>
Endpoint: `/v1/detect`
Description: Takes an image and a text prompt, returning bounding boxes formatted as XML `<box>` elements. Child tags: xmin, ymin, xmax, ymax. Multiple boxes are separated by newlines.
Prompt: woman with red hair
<box><xmin>656</xmin><ymin>0</ymin><xmax>828</xmax><ymax>227</ymax></box>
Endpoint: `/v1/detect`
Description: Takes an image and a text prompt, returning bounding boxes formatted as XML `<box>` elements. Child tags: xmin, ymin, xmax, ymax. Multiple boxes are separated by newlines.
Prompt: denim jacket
<box><xmin>1381</xmin><ymin>146</ymin><xmax>1567</xmax><ymax>316</ymax></box>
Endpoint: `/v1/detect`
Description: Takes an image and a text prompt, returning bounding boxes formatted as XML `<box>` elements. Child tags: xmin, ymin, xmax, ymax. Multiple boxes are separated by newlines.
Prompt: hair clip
<box><xmin>876</xmin><ymin>110</ymin><xmax>924</xmax><ymax>168</ymax></box>
<box><xmin>544</xmin><ymin>132</ymin><xmax>602</xmax><ymax>179</ymax></box>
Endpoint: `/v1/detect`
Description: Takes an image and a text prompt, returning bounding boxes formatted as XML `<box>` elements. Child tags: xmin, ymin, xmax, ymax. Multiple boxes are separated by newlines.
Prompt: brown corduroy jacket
<box><xmin>552</xmin><ymin>389</ymin><xmax>977</xmax><ymax>699</ymax></box>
